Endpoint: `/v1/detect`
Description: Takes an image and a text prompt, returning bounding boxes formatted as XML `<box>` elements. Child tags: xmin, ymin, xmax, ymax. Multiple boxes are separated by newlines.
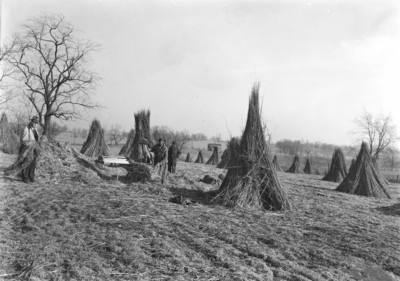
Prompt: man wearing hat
<box><xmin>167</xmin><ymin>141</ymin><xmax>181</xmax><ymax>173</ymax></box>
<box><xmin>20</xmin><ymin>116</ymin><xmax>40</xmax><ymax>183</ymax></box>
<box><xmin>151</xmin><ymin>138</ymin><xmax>168</xmax><ymax>167</ymax></box>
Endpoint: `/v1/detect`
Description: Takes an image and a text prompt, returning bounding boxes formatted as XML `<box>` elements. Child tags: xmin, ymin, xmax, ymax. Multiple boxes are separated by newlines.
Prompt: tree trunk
<box><xmin>43</xmin><ymin>114</ymin><xmax>52</xmax><ymax>139</ymax></box>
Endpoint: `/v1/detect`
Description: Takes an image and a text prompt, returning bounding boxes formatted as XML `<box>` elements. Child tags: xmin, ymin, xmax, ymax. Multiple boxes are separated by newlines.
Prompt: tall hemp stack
<box><xmin>119</xmin><ymin>129</ymin><xmax>135</xmax><ymax>156</ymax></box>
<box><xmin>336</xmin><ymin>142</ymin><xmax>391</xmax><ymax>198</ymax></box>
<box><xmin>131</xmin><ymin>110</ymin><xmax>154</xmax><ymax>162</ymax></box>
<box><xmin>272</xmin><ymin>155</ymin><xmax>283</xmax><ymax>172</ymax></box>
<box><xmin>218</xmin><ymin>83</ymin><xmax>292</xmax><ymax>211</ymax></box>
<box><xmin>205</xmin><ymin>146</ymin><xmax>219</xmax><ymax>165</ymax></box>
<box><xmin>303</xmin><ymin>158</ymin><xmax>312</xmax><ymax>174</ymax></box>
<box><xmin>349</xmin><ymin>158</ymin><xmax>356</xmax><ymax>172</ymax></box>
<box><xmin>286</xmin><ymin>155</ymin><xmax>303</xmax><ymax>174</ymax></box>
<box><xmin>80</xmin><ymin>119</ymin><xmax>110</xmax><ymax>157</ymax></box>
<box><xmin>217</xmin><ymin>149</ymin><xmax>229</xmax><ymax>168</ymax></box>
<box><xmin>322</xmin><ymin>148</ymin><xmax>348</xmax><ymax>182</ymax></box>
<box><xmin>2</xmin><ymin>132</ymin><xmax>20</xmax><ymax>154</ymax></box>
<box><xmin>185</xmin><ymin>153</ymin><xmax>193</xmax><ymax>163</ymax></box>
<box><xmin>194</xmin><ymin>150</ymin><xmax>204</xmax><ymax>164</ymax></box>
<box><xmin>0</xmin><ymin>113</ymin><xmax>20</xmax><ymax>154</ymax></box>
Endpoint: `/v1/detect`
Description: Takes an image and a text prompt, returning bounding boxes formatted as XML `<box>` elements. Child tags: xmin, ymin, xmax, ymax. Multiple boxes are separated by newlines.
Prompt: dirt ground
<box><xmin>0</xmin><ymin>151</ymin><xmax>399</xmax><ymax>281</ymax></box>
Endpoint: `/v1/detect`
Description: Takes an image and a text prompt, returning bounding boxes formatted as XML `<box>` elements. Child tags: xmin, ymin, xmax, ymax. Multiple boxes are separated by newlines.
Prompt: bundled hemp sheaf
<box><xmin>4</xmin><ymin>141</ymin><xmax>42</xmax><ymax>176</ymax></box>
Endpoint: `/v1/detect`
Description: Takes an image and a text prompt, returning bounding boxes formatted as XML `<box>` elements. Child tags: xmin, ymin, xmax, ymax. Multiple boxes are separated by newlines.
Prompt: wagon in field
<box><xmin>207</xmin><ymin>143</ymin><xmax>222</xmax><ymax>151</ymax></box>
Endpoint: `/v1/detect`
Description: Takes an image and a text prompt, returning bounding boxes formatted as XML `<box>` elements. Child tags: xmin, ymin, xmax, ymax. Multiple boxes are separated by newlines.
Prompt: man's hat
<box><xmin>31</xmin><ymin>116</ymin><xmax>39</xmax><ymax>124</ymax></box>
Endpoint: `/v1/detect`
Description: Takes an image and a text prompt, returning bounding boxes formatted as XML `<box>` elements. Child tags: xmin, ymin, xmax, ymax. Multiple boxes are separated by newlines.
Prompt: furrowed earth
<box><xmin>0</xmin><ymin>147</ymin><xmax>399</xmax><ymax>281</ymax></box>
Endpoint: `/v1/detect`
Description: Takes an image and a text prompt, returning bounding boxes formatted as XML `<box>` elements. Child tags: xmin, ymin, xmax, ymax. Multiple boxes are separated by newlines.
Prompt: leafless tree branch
<box><xmin>7</xmin><ymin>13</ymin><xmax>101</xmax><ymax>138</ymax></box>
<box><xmin>350</xmin><ymin>109</ymin><xmax>399</xmax><ymax>159</ymax></box>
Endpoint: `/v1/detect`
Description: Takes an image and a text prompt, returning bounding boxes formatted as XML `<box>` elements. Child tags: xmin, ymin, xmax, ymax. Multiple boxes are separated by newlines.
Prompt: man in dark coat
<box><xmin>168</xmin><ymin>141</ymin><xmax>181</xmax><ymax>173</ymax></box>
<box><xmin>151</xmin><ymin>138</ymin><xmax>168</xmax><ymax>166</ymax></box>
<box><xmin>20</xmin><ymin>116</ymin><xmax>40</xmax><ymax>183</ymax></box>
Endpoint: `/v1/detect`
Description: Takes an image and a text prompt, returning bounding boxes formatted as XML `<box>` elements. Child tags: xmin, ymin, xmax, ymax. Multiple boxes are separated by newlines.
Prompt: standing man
<box><xmin>168</xmin><ymin>141</ymin><xmax>181</xmax><ymax>173</ymax></box>
<box><xmin>151</xmin><ymin>138</ymin><xmax>168</xmax><ymax>167</ymax></box>
<box><xmin>21</xmin><ymin>116</ymin><xmax>40</xmax><ymax>183</ymax></box>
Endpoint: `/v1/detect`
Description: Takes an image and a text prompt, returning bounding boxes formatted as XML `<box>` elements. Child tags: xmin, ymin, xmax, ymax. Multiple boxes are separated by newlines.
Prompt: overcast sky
<box><xmin>1</xmin><ymin>0</ymin><xmax>400</xmax><ymax>147</ymax></box>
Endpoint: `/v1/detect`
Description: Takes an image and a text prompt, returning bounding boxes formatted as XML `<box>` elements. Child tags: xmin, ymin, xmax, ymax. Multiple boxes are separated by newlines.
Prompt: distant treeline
<box><xmin>274</xmin><ymin>139</ymin><xmax>357</xmax><ymax>158</ymax></box>
<box><xmin>66</xmin><ymin>124</ymin><xmax>215</xmax><ymax>148</ymax></box>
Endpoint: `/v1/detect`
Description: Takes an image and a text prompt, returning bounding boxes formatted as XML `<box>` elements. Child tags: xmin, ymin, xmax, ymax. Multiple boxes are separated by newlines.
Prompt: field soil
<box><xmin>1</xmin><ymin>149</ymin><xmax>399</xmax><ymax>281</ymax></box>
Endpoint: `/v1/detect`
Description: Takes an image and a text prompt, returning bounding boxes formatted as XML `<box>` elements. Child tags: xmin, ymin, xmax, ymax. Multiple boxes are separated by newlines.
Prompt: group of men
<box><xmin>150</xmin><ymin>138</ymin><xmax>181</xmax><ymax>173</ymax></box>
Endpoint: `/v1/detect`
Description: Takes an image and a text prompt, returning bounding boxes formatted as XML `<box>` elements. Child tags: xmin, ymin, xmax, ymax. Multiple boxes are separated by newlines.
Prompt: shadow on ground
<box><xmin>376</xmin><ymin>202</ymin><xmax>400</xmax><ymax>217</ymax></box>
<box><xmin>1</xmin><ymin>176</ymin><xmax>22</xmax><ymax>183</ymax></box>
<box><xmin>295</xmin><ymin>182</ymin><xmax>339</xmax><ymax>193</ymax></box>
<box><xmin>168</xmin><ymin>186</ymin><xmax>219</xmax><ymax>206</ymax></box>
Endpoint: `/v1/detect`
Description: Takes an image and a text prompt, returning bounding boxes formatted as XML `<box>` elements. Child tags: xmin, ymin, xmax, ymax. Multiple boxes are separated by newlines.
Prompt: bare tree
<box><xmin>302</xmin><ymin>140</ymin><xmax>314</xmax><ymax>156</ymax></box>
<box><xmin>382</xmin><ymin>146</ymin><xmax>400</xmax><ymax>171</ymax></box>
<box><xmin>5</xmin><ymin>97</ymin><xmax>36</xmax><ymax>137</ymax></box>
<box><xmin>152</xmin><ymin>125</ymin><xmax>174</xmax><ymax>144</ymax></box>
<box><xmin>152</xmin><ymin>125</ymin><xmax>191</xmax><ymax>149</ymax></box>
<box><xmin>190</xmin><ymin>132</ymin><xmax>208</xmax><ymax>141</ymax></box>
<box><xmin>170</xmin><ymin>129</ymin><xmax>191</xmax><ymax>150</ymax></box>
<box><xmin>0</xmin><ymin>39</ymin><xmax>18</xmax><ymax>107</ymax></box>
<box><xmin>210</xmin><ymin>134</ymin><xmax>222</xmax><ymax>142</ymax></box>
<box><xmin>8</xmin><ymin>14</ymin><xmax>101</xmax><ymax>137</ymax></box>
<box><xmin>107</xmin><ymin>124</ymin><xmax>126</xmax><ymax>145</ymax></box>
<box><xmin>351</xmin><ymin>110</ymin><xmax>399</xmax><ymax>159</ymax></box>
<box><xmin>47</xmin><ymin>120</ymin><xmax>68</xmax><ymax>138</ymax></box>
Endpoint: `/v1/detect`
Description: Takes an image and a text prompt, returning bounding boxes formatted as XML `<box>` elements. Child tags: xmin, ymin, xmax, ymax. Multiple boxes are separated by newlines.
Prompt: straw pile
<box><xmin>194</xmin><ymin>150</ymin><xmax>204</xmax><ymax>164</ymax></box>
<box><xmin>205</xmin><ymin>146</ymin><xmax>219</xmax><ymax>165</ymax></box>
<box><xmin>0</xmin><ymin>113</ymin><xmax>20</xmax><ymax>154</ymax></box>
<box><xmin>336</xmin><ymin>142</ymin><xmax>391</xmax><ymax>198</ymax></box>
<box><xmin>5</xmin><ymin>139</ymin><xmax>124</xmax><ymax>184</ymax></box>
<box><xmin>119</xmin><ymin>129</ymin><xmax>135</xmax><ymax>156</ymax></box>
<box><xmin>218</xmin><ymin>83</ymin><xmax>292</xmax><ymax>211</ymax></box>
<box><xmin>286</xmin><ymin>155</ymin><xmax>303</xmax><ymax>174</ymax></box>
<box><xmin>217</xmin><ymin>149</ymin><xmax>229</xmax><ymax>169</ymax></box>
<box><xmin>303</xmin><ymin>158</ymin><xmax>312</xmax><ymax>174</ymax></box>
<box><xmin>322</xmin><ymin>148</ymin><xmax>348</xmax><ymax>182</ymax></box>
<box><xmin>185</xmin><ymin>153</ymin><xmax>193</xmax><ymax>163</ymax></box>
<box><xmin>126</xmin><ymin>162</ymin><xmax>151</xmax><ymax>183</ymax></box>
<box><xmin>80</xmin><ymin>119</ymin><xmax>110</xmax><ymax>157</ymax></box>
<box><xmin>131</xmin><ymin>110</ymin><xmax>154</xmax><ymax>162</ymax></box>
<box><xmin>272</xmin><ymin>155</ymin><xmax>282</xmax><ymax>172</ymax></box>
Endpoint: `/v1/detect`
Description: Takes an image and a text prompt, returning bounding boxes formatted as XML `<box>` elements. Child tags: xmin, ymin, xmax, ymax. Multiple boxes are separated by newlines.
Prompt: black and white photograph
<box><xmin>0</xmin><ymin>0</ymin><xmax>399</xmax><ymax>280</ymax></box>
